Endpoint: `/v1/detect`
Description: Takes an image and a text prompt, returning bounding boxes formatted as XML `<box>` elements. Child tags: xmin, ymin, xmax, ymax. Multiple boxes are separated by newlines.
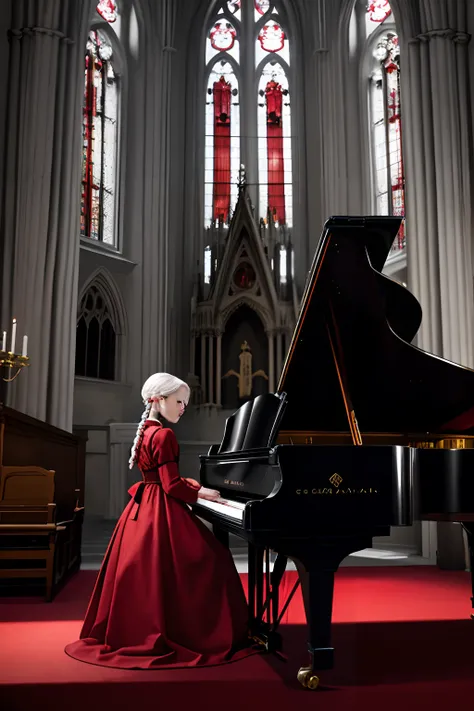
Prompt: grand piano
<box><xmin>193</xmin><ymin>216</ymin><xmax>474</xmax><ymax>689</ymax></box>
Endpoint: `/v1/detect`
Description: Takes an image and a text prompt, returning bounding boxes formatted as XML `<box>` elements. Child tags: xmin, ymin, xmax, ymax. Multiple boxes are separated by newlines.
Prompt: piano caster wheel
<box><xmin>297</xmin><ymin>666</ymin><xmax>320</xmax><ymax>690</ymax></box>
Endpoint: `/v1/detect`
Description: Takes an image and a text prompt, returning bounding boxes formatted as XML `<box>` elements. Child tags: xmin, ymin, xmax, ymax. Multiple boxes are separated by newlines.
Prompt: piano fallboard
<box><xmin>196</xmin><ymin>443</ymin><xmax>413</xmax><ymax>533</ymax></box>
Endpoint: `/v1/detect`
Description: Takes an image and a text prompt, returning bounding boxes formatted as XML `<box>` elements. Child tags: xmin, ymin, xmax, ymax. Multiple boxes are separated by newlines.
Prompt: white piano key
<box><xmin>195</xmin><ymin>497</ymin><xmax>245</xmax><ymax>521</ymax></box>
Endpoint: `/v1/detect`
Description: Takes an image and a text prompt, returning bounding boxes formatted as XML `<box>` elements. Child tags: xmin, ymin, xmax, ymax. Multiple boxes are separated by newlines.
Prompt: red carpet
<box><xmin>1</xmin><ymin>567</ymin><xmax>473</xmax><ymax>711</ymax></box>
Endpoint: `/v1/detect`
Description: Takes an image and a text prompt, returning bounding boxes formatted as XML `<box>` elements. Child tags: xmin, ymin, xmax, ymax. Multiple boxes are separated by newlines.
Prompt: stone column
<box><xmin>268</xmin><ymin>331</ymin><xmax>275</xmax><ymax>393</ymax></box>
<box><xmin>398</xmin><ymin>0</ymin><xmax>474</xmax><ymax>367</ymax></box>
<box><xmin>392</xmin><ymin>0</ymin><xmax>474</xmax><ymax>566</ymax></box>
<box><xmin>137</xmin><ymin>0</ymin><xmax>179</xmax><ymax>385</ymax></box>
<box><xmin>108</xmin><ymin>423</ymin><xmax>138</xmax><ymax>519</ymax></box>
<box><xmin>209</xmin><ymin>335</ymin><xmax>214</xmax><ymax>404</ymax></box>
<box><xmin>0</xmin><ymin>0</ymin><xmax>95</xmax><ymax>431</ymax></box>
<box><xmin>276</xmin><ymin>331</ymin><xmax>283</xmax><ymax>380</ymax></box>
<box><xmin>200</xmin><ymin>334</ymin><xmax>207</xmax><ymax>403</ymax></box>
<box><xmin>216</xmin><ymin>333</ymin><xmax>222</xmax><ymax>406</ymax></box>
<box><xmin>189</xmin><ymin>333</ymin><xmax>196</xmax><ymax>375</ymax></box>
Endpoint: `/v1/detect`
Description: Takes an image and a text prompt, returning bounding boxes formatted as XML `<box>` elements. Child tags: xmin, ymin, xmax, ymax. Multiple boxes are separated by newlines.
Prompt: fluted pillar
<box><xmin>268</xmin><ymin>331</ymin><xmax>275</xmax><ymax>393</ymax></box>
<box><xmin>302</xmin><ymin>0</ymin><xmax>365</xmax><ymax>233</ymax></box>
<box><xmin>209</xmin><ymin>335</ymin><xmax>214</xmax><ymax>404</ymax></box>
<box><xmin>189</xmin><ymin>333</ymin><xmax>196</xmax><ymax>374</ymax></box>
<box><xmin>140</xmin><ymin>0</ymin><xmax>178</xmax><ymax>379</ymax></box>
<box><xmin>276</xmin><ymin>331</ymin><xmax>283</xmax><ymax>380</ymax></box>
<box><xmin>0</xmin><ymin>0</ymin><xmax>94</xmax><ymax>430</ymax></box>
<box><xmin>200</xmin><ymin>335</ymin><xmax>207</xmax><ymax>403</ymax></box>
<box><xmin>216</xmin><ymin>333</ymin><xmax>222</xmax><ymax>406</ymax></box>
<box><xmin>399</xmin><ymin>0</ymin><xmax>474</xmax><ymax>367</ymax></box>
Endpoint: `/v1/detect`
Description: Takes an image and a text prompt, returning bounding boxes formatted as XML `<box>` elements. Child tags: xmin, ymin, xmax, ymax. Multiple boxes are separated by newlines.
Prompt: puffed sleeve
<box><xmin>151</xmin><ymin>428</ymin><xmax>200</xmax><ymax>504</ymax></box>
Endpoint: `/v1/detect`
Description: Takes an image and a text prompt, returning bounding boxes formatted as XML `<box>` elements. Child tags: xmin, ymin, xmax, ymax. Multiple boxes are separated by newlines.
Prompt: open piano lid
<box><xmin>277</xmin><ymin>216</ymin><xmax>474</xmax><ymax>436</ymax></box>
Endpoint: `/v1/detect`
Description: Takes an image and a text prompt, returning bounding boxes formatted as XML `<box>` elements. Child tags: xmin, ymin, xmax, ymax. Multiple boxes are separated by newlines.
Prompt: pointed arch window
<box><xmin>367</xmin><ymin>3</ymin><xmax>405</xmax><ymax>250</ymax></box>
<box><xmin>256</xmin><ymin>7</ymin><xmax>292</xmax><ymax>227</ymax></box>
<box><xmin>75</xmin><ymin>284</ymin><xmax>117</xmax><ymax>380</ymax></box>
<box><xmin>205</xmin><ymin>60</ymin><xmax>240</xmax><ymax>225</ymax></box>
<box><xmin>258</xmin><ymin>63</ymin><xmax>291</xmax><ymax>227</ymax></box>
<box><xmin>203</xmin><ymin>1</ymin><xmax>293</xmax><ymax>230</ymax></box>
<box><xmin>81</xmin><ymin>29</ymin><xmax>119</xmax><ymax>244</ymax></box>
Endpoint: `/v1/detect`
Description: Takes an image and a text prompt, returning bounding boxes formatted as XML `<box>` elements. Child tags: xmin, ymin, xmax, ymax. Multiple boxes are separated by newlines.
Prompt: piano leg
<box><xmin>248</xmin><ymin>544</ymin><xmax>265</xmax><ymax>635</ymax></box>
<box><xmin>288</xmin><ymin>535</ymin><xmax>373</xmax><ymax>690</ymax></box>
<box><xmin>293</xmin><ymin>561</ymin><xmax>334</xmax><ymax>690</ymax></box>
<box><xmin>462</xmin><ymin>523</ymin><xmax>474</xmax><ymax>619</ymax></box>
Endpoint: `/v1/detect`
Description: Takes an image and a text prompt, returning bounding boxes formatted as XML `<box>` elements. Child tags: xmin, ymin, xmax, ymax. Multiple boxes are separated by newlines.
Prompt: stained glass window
<box><xmin>204</xmin><ymin>1</ymin><xmax>293</xmax><ymax>231</ymax></box>
<box><xmin>81</xmin><ymin>30</ymin><xmax>119</xmax><ymax>244</ymax></box>
<box><xmin>368</xmin><ymin>0</ymin><xmax>391</xmax><ymax>24</ymax></box>
<box><xmin>205</xmin><ymin>62</ymin><xmax>240</xmax><ymax>225</ymax></box>
<box><xmin>206</xmin><ymin>19</ymin><xmax>239</xmax><ymax>64</ymax></box>
<box><xmin>369</xmin><ymin>17</ymin><xmax>405</xmax><ymax>251</ymax></box>
<box><xmin>257</xmin><ymin>64</ymin><xmax>292</xmax><ymax>226</ymax></box>
<box><xmin>204</xmin><ymin>246</ymin><xmax>212</xmax><ymax>284</ymax></box>
<box><xmin>96</xmin><ymin>0</ymin><xmax>117</xmax><ymax>23</ymax></box>
<box><xmin>255</xmin><ymin>19</ymin><xmax>289</xmax><ymax>66</ymax></box>
<box><xmin>227</xmin><ymin>1</ymin><xmax>242</xmax><ymax>20</ymax></box>
<box><xmin>366</xmin><ymin>0</ymin><xmax>392</xmax><ymax>38</ymax></box>
<box><xmin>255</xmin><ymin>0</ymin><xmax>271</xmax><ymax>17</ymax></box>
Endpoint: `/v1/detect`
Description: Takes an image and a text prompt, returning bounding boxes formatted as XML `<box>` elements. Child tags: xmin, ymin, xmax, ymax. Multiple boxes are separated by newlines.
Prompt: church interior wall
<box><xmin>1</xmin><ymin>0</ymin><xmax>473</xmax><ymax>563</ymax></box>
<box><xmin>0</xmin><ymin>4</ymin><xmax>11</xmax><ymax>242</ymax></box>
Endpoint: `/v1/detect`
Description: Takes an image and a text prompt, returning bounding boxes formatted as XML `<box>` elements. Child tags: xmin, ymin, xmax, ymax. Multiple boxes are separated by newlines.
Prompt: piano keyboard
<box><xmin>195</xmin><ymin>497</ymin><xmax>245</xmax><ymax>521</ymax></box>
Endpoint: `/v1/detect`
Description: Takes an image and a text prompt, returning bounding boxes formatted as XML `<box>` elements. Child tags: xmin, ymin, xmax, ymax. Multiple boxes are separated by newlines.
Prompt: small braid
<box><xmin>128</xmin><ymin>400</ymin><xmax>153</xmax><ymax>469</ymax></box>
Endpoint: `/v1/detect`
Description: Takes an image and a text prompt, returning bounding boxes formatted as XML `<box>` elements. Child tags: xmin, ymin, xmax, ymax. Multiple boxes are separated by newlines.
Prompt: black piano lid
<box><xmin>277</xmin><ymin>216</ymin><xmax>474</xmax><ymax>436</ymax></box>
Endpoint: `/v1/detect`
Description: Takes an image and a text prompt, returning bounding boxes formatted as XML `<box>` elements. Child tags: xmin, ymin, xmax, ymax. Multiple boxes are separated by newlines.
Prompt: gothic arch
<box><xmin>77</xmin><ymin>267</ymin><xmax>128</xmax><ymax>381</ymax></box>
<box><xmin>78</xmin><ymin>267</ymin><xmax>127</xmax><ymax>336</ymax></box>
<box><xmin>185</xmin><ymin>0</ymin><xmax>308</xmax><ymax>285</ymax></box>
<box><xmin>339</xmin><ymin>0</ymin><xmax>413</xmax><ymax>46</ymax></box>
<box><xmin>205</xmin><ymin>54</ymin><xmax>241</xmax><ymax>84</ymax></box>
<box><xmin>220</xmin><ymin>297</ymin><xmax>271</xmax><ymax>333</ymax></box>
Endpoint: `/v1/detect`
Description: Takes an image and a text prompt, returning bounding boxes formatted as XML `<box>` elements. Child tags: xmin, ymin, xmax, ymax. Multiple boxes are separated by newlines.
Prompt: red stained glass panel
<box><xmin>96</xmin><ymin>0</ymin><xmax>117</xmax><ymax>23</ymax></box>
<box><xmin>368</xmin><ymin>0</ymin><xmax>392</xmax><ymax>24</ymax></box>
<box><xmin>258</xmin><ymin>22</ymin><xmax>285</xmax><ymax>53</ymax></box>
<box><xmin>210</xmin><ymin>20</ymin><xmax>237</xmax><ymax>52</ymax></box>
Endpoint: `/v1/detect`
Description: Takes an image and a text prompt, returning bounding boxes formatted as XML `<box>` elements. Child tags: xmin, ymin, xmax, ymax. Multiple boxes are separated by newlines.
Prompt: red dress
<box><xmin>65</xmin><ymin>420</ymin><xmax>253</xmax><ymax>669</ymax></box>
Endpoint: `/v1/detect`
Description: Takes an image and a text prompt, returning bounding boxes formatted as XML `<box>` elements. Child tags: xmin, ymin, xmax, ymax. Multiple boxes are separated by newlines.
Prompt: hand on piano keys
<box><xmin>197</xmin><ymin>486</ymin><xmax>221</xmax><ymax>501</ymax></box>
<box><xmin>195</xmin><ymin>496</ymin><xmax>245</xmax><ymax>521</ymax></box>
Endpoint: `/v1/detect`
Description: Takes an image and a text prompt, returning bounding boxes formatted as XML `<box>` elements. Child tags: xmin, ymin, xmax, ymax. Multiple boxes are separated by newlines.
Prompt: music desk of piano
<box><xmin>193</xmin><ymin>216</ymin><xmax>474</xmax><ymax>690</ymax></box>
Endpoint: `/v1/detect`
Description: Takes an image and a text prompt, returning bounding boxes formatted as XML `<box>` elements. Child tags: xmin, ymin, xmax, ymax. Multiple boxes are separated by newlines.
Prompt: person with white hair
<box><xmin>65</xmin><ymin>373</ymin><xmax>254</xmax><ymax>670</ymax></box>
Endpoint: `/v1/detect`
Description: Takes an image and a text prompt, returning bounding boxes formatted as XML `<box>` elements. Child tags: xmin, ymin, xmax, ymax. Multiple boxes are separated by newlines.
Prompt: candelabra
<box><xmin>0</xmin><ymin>351</ymin><xmax>30</xmax><ymax>409</ymax></box>
<box><xmin>0</xmin><ymin>351</ymin><xmax>30</xmax><ymax>383</ymax></box>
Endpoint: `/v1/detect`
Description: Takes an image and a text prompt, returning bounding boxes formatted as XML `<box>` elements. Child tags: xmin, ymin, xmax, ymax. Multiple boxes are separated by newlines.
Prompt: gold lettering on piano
<box><xmin>296</xmin><ymin>487</ymin><xmax>378</xmax><ymax>495</ymax></box>
<box><xmin>329</xmin><ymin>473</ymin><xmax>343</xmax><ymax>487</ymax></box>
<box><xmin>224</xmin><ymin>479</ymin><xmax>244</xmax><ymax>487</ymax></box>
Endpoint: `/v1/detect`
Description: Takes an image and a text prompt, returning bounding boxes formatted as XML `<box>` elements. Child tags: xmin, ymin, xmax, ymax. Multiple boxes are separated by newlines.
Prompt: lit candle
<box><xmin>22</xmin><ymin>335</ymin><xmax>28</xmax><ymax>357</ymax></box>
<box><xmin>10</xmin><ymin>318</ymin><xmax>16</xmax><ymax>354</ymax></box>
<box><xmin>1</xmin><ymin>331</ymin><xmax>5</xmax><ymax>351</ymax></box>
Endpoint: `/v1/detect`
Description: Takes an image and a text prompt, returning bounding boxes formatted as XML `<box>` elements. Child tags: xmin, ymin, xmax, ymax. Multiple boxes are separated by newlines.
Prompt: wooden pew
<box><xmin>0</xmin><ymin>406</ymin><xmax>86</xmax><ymax>599</ymax></box>
<box><xmin>0</xmin><ymin>466</ymin><xmax>59</xmax><ymax>601</ymax></box>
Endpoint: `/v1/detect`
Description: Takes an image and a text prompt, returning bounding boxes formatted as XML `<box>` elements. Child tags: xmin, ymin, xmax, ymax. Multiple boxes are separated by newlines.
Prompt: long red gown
<box><xmin>65</xmin><ymin>420</ymin><xmax>254</xmax><ymax>669</ymax></box>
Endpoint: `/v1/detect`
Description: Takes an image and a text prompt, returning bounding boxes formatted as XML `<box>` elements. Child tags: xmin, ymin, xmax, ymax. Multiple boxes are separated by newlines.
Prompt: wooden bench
<box><xmin>0</xmin><ymin>466</ymin><xmax>62</xmax><ymax>601</ymax></box>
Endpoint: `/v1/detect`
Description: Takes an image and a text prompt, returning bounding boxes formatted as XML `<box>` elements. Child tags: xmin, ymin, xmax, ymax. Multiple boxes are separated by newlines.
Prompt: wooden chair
<box><xmin>0</xmin><ymin>466</ymin><xmax>62</xmax><ymax>601</ymax></box>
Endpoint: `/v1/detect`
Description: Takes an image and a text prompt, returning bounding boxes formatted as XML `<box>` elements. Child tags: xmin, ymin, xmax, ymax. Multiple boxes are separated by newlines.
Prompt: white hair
<box><xmin>128</xmin><ymin>373</ymin><xmax>190</xmax><ymax>469</ymax></box>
